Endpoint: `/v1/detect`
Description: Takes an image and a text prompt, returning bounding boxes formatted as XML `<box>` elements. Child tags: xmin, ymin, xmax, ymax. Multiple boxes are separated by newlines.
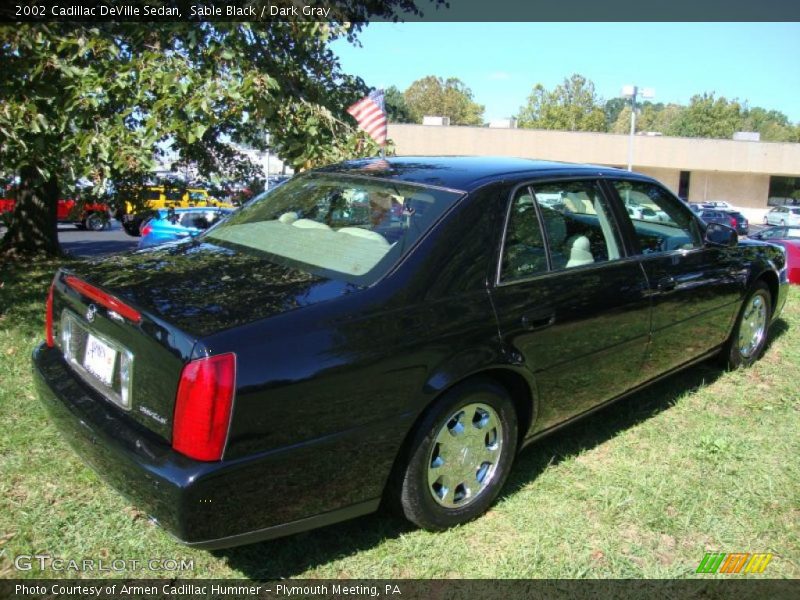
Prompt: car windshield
<box><xmin>204</xmin><ymin>172</ymin><xmax>464</xmax><ymax>285</ymax></box>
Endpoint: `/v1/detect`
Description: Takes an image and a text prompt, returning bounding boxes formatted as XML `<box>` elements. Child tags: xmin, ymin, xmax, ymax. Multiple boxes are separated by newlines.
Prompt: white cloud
<box><xmin>488</xmin><ymin>71</ymin><xmax>512</xmax><ymax>81</ymax></box>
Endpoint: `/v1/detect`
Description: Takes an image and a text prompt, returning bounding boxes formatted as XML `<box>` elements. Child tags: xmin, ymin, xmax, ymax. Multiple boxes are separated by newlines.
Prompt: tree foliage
<box><xmin>517</xmin><ymin>74</ymin><xmax>606</xmax><ymax>132</ymax></box>
<box><xmin>403</xmin><ymin>76</ymin><xmax>484</xmax><ymax>125</ymax></box>
<box><xmin>0</xmin><ymin>7</ymin><xmax>445</xmax><ymax>256</ymax></box>
<box><xmin>667</xmin><ymin>93</ymin><xmax>744</xmax><ymax>139</ymax></box>
<box><xmin>610</xmin><ymin>102</ymin><xmax>685</xmax><ymax>136</ymax></box>
<box><xmin>384</xmin><ymin>85</ymin><xmax>413</xmax><ymax>123</ymax></box>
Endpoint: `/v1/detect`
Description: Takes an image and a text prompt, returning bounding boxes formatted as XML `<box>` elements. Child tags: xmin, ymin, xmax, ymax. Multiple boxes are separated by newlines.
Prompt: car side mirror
<box><xmin>704</xmin><ymin>222</ymin><xmax>738</xmax><ymax>247</ymax></box>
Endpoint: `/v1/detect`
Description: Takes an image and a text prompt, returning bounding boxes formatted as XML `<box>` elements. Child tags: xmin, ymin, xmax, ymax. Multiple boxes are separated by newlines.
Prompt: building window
<box><xmin>768</xmin><ymin>176</ymin><xmax>800</xmax><ymax>206</ymax></box>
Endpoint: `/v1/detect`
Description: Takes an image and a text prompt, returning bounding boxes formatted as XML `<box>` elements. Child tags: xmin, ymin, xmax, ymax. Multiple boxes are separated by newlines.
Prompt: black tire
<box><xmin>394</xmin><ymin>378</ymin><xmax>518</xmax><ymax>531</ymax></box>
<box><xmin>122</xmin><ymin>220</ymin><xmax>141</xmax><ymax>237</ymax></box>
<box><xmin>85</xmin><ymin>213</ymin><xmax>105</xmax><ymax>231</ymax></box>
<box><xmin>724</xmin><ymin>281</ymin><xmax>772</xmax><ymax>369</ymax></box>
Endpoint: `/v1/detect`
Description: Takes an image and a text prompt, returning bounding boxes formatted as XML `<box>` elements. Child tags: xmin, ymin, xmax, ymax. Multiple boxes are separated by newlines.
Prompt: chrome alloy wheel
<box><xmin>427</xmin><ymin>403</ymin><xmax>504</xmax><ymax>508</ymax></box>
<box><xmin>738</xmin><ymin>292</ymin><xmax>768</xmax><ymax>358</ymax></box>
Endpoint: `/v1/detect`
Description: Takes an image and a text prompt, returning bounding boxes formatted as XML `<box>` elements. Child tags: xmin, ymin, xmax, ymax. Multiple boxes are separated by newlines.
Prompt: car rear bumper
<box><xmin>32</xmin><ymin>344</ymin><xmax>382</xmax><ymax>548</ymax></box>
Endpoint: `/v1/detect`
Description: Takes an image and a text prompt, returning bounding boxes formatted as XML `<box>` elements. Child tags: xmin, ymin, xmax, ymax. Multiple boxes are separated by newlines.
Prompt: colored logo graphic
<box><xmin>696</xmin><ymin>552</ymin><xmax>773</xmax><ymax>574</ymax></box>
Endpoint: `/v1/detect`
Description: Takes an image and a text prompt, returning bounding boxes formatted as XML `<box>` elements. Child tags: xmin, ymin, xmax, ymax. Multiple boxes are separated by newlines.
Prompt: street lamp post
<box><xmin>621</xmin><ymin>85</ymin><xmax>654</xmax><ymax>171</ymax></box>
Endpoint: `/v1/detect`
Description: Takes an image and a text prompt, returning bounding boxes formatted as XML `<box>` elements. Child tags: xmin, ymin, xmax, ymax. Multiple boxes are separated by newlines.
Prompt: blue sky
<box><xmin>331</xmin><ymin>23</ymin><xmax>800</xmax><ymax>124</ymax></box>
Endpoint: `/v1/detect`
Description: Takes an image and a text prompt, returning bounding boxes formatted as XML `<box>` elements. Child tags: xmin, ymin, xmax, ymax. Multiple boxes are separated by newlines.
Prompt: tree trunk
<box><xmin>0</xmin><ymin>166</ymin><xmax>60</xmax><ymax>258</ymax></box>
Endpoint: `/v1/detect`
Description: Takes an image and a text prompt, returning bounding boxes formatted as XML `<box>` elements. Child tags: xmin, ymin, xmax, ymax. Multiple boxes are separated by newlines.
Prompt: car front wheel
<box><xmin>725</xmin><ymin>282</ymin><xmax>772</xmax><ymax>369</ymax></box>
<box><xmin>85</xmin><ymin>213</ymin><xmax>106</xmax><ymax>231</ymax></box>
<box><xmin>395</xmin><ymin>378</ymin><xmax>518</xmax><ymax>531</ymax></box>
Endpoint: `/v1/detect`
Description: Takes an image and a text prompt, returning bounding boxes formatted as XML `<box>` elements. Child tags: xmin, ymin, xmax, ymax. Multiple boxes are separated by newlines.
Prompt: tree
<box><xmin>603</xmin><ymin>98</ymin><xmax>627</xmax><ymax>131</ymax></box>
<box><xmin>0</xmin><ymin>6</ymin><xmax>443</xmax><ymax>257</ymax></box>
<box><xmin>403</xmin><ymin>76</ymin><xmax>484</xmax><ymax>125</ymax></box>
<box><xmin>516</xmin><ymin>74</ymin><xmax>606</xmax><ymax>132</ymax></box>
<box><xmin>610</xmin><ymin>102</ymin><xmax>685</xmax><ymax>135</ymax></box>
<box><xmin>384</xmin><ymin>85</ymin><xmax>413</xmax><ymax>123</ymax></box>
<box><xmin>668</xmin><ymin>93</ymin><xmax>743</xmax><ymax>139</ymax></box>
<box><xmin>740</xmin><ymin>107</ymin><xmax>799</xmax><ymax>143</ymax></box>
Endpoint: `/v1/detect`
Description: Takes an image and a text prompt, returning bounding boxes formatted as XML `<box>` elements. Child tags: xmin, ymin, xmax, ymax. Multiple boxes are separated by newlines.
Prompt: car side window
<box><xmin>179</xmin><ymin>211</ymin><xmax>210</xmax><ymax>229</ymax></box>
<box><xmin>532</xmin><ymin>180</ymin><xmax>622</xmax><ymax>271</ymax></box>
<box><xmin>612</xmin><ymin>180</ymin><xmax>702</xmax><ymax>254</ymax></box>
<box><xmin>501</xmin><ymin>188</ymin><xmax>548</xmax><ymax>281</ymax></box>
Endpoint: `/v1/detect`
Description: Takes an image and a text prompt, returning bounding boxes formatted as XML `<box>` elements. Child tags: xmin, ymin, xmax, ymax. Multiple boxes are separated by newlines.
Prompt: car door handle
<box><xmin>657</xmin><ymin>276</ymin><xmax>676</xmax><ymax>291</ymax></box>
<box><xmin>521</xmin><ymin>312</ymin><xmax>555</xmax><ymax>331</ymax></box>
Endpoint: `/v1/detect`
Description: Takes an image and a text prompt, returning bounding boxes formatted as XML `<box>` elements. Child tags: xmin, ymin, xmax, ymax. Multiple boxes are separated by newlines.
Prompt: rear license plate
<box><xmin>83</xmin><ymin>334</ymin><xmax>117</xmax><ymax>386</ymax></box>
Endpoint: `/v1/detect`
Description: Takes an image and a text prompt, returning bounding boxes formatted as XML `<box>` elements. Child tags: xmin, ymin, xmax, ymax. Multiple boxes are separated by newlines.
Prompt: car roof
<box><xmin>317</xmin><ymin>156</ymin><xmax>651</xmax><ymax>193</ymax></box>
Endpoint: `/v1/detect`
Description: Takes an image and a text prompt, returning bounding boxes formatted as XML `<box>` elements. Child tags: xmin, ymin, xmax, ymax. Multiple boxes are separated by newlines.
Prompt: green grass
<box><xmin>1</xmin><ymin>259</ymin><xmax>798</xmax><ymax>580</ymax></box>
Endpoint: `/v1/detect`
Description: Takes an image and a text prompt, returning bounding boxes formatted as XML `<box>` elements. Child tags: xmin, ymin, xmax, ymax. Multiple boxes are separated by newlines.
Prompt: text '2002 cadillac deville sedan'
<box><xmin>33</xmin><ymin>157</ymin><xmax>788</xmax><ymax>548</ymax></box>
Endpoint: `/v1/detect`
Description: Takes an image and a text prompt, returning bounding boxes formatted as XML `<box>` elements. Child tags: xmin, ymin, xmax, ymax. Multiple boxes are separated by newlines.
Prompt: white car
<box><xmin>627</xmin><ymin>205</ymin><xmax>670</xmax><ymax>223</ymax></box>
<box><xmin>700</xmin><ymin>200</ymin><xmax>735</xmax><ymax>210</ymax></box>
<box><xmin>764</xmin><ymin>205</ymin><xmax>800</xmax><ymax>227</ymax></box>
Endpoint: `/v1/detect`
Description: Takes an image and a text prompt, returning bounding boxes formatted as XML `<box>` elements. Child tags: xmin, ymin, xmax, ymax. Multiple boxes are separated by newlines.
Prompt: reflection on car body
<box><xmin>33</xmin><ymin>157</ymin><xmax>788</xmax><ymax>548</ymax></box>
<box><xmin>138</xmin><ymin>207</ymin><xmax>234</xmax><ymax>249</ymax></box>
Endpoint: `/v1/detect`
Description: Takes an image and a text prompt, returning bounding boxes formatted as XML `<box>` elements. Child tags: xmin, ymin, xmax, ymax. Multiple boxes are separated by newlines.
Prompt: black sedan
<box><xmin>33</xmin><ymin>157</ymin><xmax>789</xmax><ymax>548</ymax></box>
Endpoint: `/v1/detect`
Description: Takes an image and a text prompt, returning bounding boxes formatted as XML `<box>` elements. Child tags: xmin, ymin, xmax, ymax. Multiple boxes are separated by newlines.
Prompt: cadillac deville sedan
<box><xmin>33</xmin><ymin>157</ymin><xmax>788</xmax><ymax>548</ymax></box>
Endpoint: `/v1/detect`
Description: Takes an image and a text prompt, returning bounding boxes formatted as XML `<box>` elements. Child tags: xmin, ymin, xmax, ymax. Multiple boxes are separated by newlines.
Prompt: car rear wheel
<box><xmin>394</xmin><ymin>378</ymin><xmax>518</xmax><ymax>531</ymax></box>
<box><xmin>724</xmin><ymin>282</ymin><xmax>771</xmax><ymax>369</ymax></box>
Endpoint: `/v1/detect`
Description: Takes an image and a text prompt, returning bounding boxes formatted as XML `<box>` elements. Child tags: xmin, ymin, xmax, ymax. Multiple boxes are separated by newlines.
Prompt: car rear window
<box><xmin>205</xmin><ymin>173</ymin><xmax>464</xmax><ymax>285</ymax></box>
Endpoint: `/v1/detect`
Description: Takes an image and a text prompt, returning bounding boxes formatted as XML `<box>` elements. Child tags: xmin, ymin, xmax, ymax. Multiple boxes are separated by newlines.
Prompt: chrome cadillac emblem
<box><xmin>85</xmin><ymin>304</ymin><xmax>98</xmax><ymax>323</ymax></box>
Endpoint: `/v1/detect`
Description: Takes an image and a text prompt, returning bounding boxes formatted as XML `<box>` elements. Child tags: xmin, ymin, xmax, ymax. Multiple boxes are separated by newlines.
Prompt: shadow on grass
<box><xmin>217</xmin><ymin>318</ymin><xmax>790</xmax><ymax>580</ymax></box>
<box><xmin>0</xmin><ymin>260</ymin><xmax>73</xmax><ymax>339</ymax></box>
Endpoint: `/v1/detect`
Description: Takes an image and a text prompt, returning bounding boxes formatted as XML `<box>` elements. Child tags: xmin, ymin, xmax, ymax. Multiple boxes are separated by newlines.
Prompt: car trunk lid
<box><xmin>49</xmin><ymin>240</ymin><xmax>352</xmax><ymax>442</ymax></box>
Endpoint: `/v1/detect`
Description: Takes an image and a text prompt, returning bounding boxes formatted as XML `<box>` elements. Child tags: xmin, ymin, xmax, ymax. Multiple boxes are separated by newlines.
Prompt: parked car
<box><xmin>751</xmin><ymin>226</ymin><xmax>800</xmax><ymax>284</ymax></box>
<box><xmin>0</xmin><ymin>197</ymin><xmax>111</xmax><ymax>230</ymax></box>
<box><xmin>724</xmin><ymin>210</ymin><xmax>749</xmax><ymax>236</ymax></box>
<box><xmin>697</xmin><ymin>209</ymin><xmax>748</xmax><ymax>235</ymax></box>
<box><xmin>119</xmin><ymin>185</ymin><xmax>235</xmax><ymax>236</ymax></box>
<box><xmin>690</xmin><ymin>200</ymin><xmax>737</xmax><ymax>213</ymax></box>
<box><xmin>764</xmin><ymin>205</ymin><xmax>800</xmax><ymax>227</ymax></box>
<box><xmin>138</xmin><ymin>207</ymin><xmax>234</xmax><ymax>249</ymax></box>
<box><xmin>34</xmin><ymin>157</ymin><xmax>788</xmax><ymax>549</ymax></box>
<box><xmin>626</xmin><ymin>204</ymin><xmax>670</xmax><ymax>223</ymax></box>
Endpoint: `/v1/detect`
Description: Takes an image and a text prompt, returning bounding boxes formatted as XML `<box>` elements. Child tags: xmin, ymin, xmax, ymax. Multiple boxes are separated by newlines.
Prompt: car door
<box><xmin>607</xmin><ymin>179</ymin><xmax>744</xmax><ymax>380</ymax></box>
<box><xmin>489</xmin><ymin>180</ymin><xmax>651</xmax><ymax>433</ymax></box>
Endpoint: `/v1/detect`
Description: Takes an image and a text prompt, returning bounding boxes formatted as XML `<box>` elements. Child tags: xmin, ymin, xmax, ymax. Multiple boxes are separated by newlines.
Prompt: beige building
<box><xmin>388</xmin><ymin>124</ymin><xmax>800</xmax><ymax>212</ymax></box>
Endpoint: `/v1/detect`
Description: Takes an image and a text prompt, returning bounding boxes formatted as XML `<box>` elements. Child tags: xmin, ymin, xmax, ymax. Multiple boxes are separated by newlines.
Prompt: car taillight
<box><xmin>730</xmin><ymin>216</ymin><xmax>737</xmax><ymax>228</ymax></box>
<box><xmin>172</xmin><ymin>353</ymin><xmax>236</xmax><ymax>461</ymax></box>
<box><xmin>45</xmin><ymin>282</ymin><xmax>55</xmax><ymax>347</ymax></box>
<box><xmin>65</xmin><ymin>275</ymin><xmax>141</xmax><ymax>323</ymax></box>
<box><xmin>140</xmin><ymin>222</ymin><xmax>152</xmax><ymax>237</ymax></box>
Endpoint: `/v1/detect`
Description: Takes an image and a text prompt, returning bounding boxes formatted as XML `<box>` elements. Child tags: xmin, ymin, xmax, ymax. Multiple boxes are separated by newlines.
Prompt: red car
<box><xmin>0</xmin><ymin>197</ymin><xmax>110</xmax><ymax>230</ymax></box>
<box><xmin>751</xmin><ymin>226</ymin><xmax>800</xmax><ymax>284</ymax></box>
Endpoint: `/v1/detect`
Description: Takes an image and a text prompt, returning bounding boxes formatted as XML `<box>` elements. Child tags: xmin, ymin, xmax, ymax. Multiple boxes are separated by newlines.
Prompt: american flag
<box><xmin>347</xmin><ymin>89</ymin><xmax>387</xmax><ymax>146</ymax></box>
